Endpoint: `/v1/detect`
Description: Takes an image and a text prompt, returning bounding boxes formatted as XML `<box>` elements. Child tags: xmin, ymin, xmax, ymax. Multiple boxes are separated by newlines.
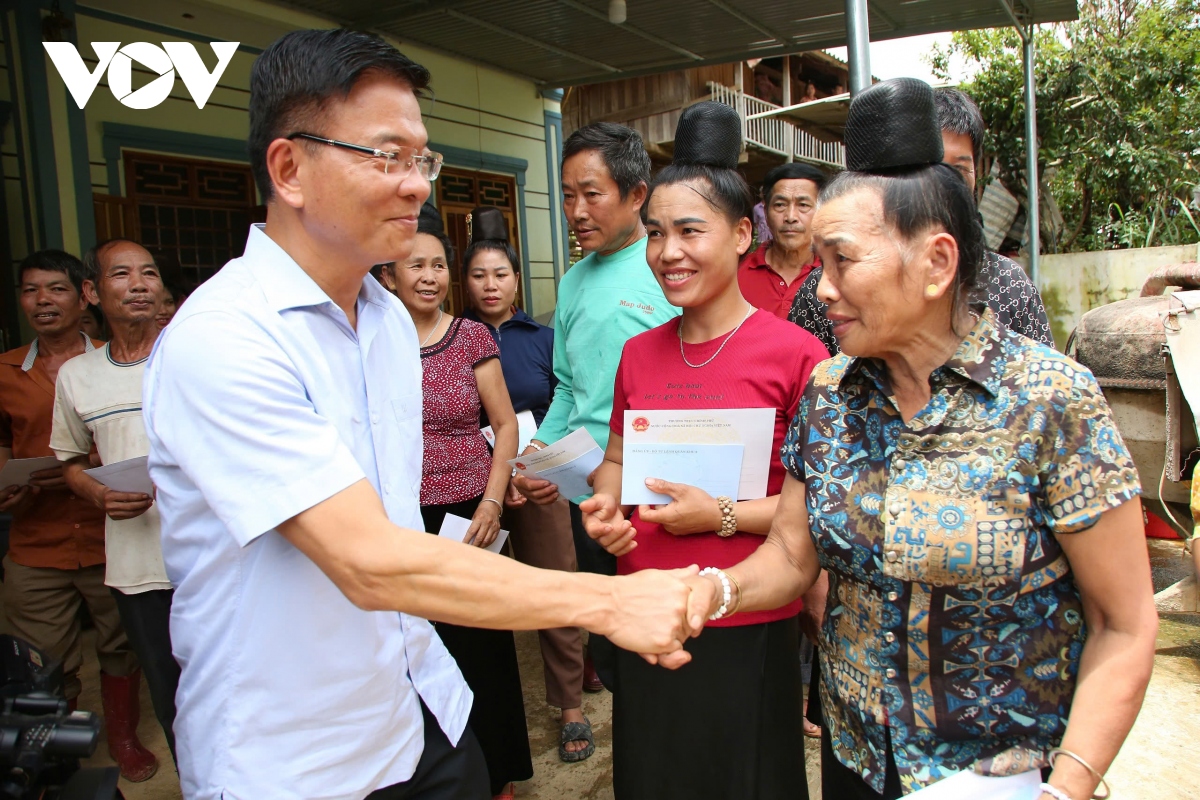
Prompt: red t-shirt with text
<box><xmin>608</xmin><ymin>310</ymin><xmax>829</xmax><ymax>626</ymax></box>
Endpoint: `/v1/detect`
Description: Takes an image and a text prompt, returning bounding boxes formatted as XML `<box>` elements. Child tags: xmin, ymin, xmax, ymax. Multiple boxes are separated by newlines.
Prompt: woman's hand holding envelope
<box><xmin>637</xmin><ymin>478</ymin><xmax>722</xmax><ymax>535</ymax></box>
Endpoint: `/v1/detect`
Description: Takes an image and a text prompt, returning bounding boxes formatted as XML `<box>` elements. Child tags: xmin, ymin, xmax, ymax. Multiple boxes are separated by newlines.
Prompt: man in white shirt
<box><xmin>143</xmin><ymin>28</ymin><xmax>704</xmax><ymax>800</ymax></box>
<box><xmin>52</xmin><ymin>239</ymin><xmax>179</xmax><ymax>782</ymax></box>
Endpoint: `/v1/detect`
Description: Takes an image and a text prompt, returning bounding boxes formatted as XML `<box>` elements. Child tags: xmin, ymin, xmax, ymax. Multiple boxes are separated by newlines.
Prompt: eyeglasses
<box><xmin>286</xmin><ymin>133</ymin><xmax>443</xmax><ymax>181</ymax></box>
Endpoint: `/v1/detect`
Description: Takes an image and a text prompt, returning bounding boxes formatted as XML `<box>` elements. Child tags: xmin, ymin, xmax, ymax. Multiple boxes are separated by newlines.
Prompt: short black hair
<box><xmin>934</xmin><ymin>88</ymin><xmax>985</xmax><ymax>164</ymax></box>
<box><xmin>821</xmin><ymin>163</ymin><xmax>986</xmax><ymax>312</ymax></box>
<box><xmin>761</xmin><ymin>163</ymin><xmax>828</xmax><ymax>202</ymax></box>
<box><xmin>249</xmin><ymin>29</ymin><xmax>432</xmax><ymax>201</ymax></box>
<box><xmin>646</xmin><ymin>164</ymin><xmax>756</xmax><ymax>231</ymax></box>
<box><xmin>562</xmin><ymin>122</ymin><xmax>650</xmax><ymax>200</ymax></box>
<box><xmin>19</xmin><ymin>249</ymin><xmax>87</xmax><ymax>294</ymax></box>
<box><xmin>82</xmin><ymin>238</ymin><xmax>147</xmax><ymax>282</ymax></box>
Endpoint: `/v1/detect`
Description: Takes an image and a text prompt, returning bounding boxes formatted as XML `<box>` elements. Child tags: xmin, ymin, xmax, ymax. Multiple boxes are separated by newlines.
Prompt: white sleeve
<box><xmin>144</xmin><ymin>310</ymin><xmax>366</xmax><ymax>547</ymax></box>
<box><xmin>50</xmin><ymin>367</ymin><xmax>94</xmax><ymax>460</ymax></box>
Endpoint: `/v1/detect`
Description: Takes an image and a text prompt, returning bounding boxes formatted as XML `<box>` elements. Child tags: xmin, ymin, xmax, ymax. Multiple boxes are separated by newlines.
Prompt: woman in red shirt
<box><xmin>387</xmin><ymin>204</ymin><xmax>532</xmax><ymax>800</ymax></box>
<box><xmin>581</xmin><ymin>103</ymin><xmax>829</xmax><ymax>799</ymax></box>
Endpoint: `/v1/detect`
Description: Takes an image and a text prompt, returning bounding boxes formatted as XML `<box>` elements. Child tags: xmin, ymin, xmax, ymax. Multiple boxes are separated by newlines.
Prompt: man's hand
<box><xmin>28</xmin><ymin>466</ymin><xmax>68</xmax><ymax>491</ymax></box>
<box><xmin>0</xmin><ymin>484</ymin><xmax>36</xmax><ymax>514</ymax></box>
<box><xmin>579</xmin><ymin>493</ymin><xmax>636</xmax><ymax>556</ymax></box>
<box><xmin>641</xmin><ymin>571</ymin><xmax>722</xmax><ymax>670</ymax></box>
<box><xmin>465</xmin><ymin>500</ymin><xmax>502</xmax><ymax>549</ymax></box>
<box><xmin>604</xmin><ymin>566</ymin><xmax>700</xmax><ymax>662</ymax></box>
<box><xmin>97</xmin><ymin>489</ymin><xmax>153</xmax><ymax>520</ymax></box>
<box><xmin>637</xmin><ymin>479</ymin><xmax>722</xmax><ymax>535</ymax></box>
<box><xmin>511</xmin><ymin>442</ymin><xmax>560</xmax><ymax>505</ymax></box>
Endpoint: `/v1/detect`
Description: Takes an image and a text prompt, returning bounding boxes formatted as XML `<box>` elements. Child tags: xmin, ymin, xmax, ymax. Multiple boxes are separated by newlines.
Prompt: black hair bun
<box><xmin>844</xmin><ymin>78</ymin><xmax>943</xmax><ymax>173</ymax></box>
<box><xmin>417</xmin><ymin>202</ymin><xmax>444</xmax><ymax>236</ymax></box>
<box><xmin>468</xmin><ymin>206</ymin><xmax>509</xmax><ymax>244</ymax></box>
<box><xmin>672</xmin><ymin>101</ymin><xmax>742</xmax><ymax>170</ymax></box>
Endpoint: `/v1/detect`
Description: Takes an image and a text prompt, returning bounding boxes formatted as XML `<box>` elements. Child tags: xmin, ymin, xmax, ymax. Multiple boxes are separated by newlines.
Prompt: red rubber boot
<box><xmin>100</xmin><ymin>670</ymin><xmax>159</xmax><ymax>782</ymax></box>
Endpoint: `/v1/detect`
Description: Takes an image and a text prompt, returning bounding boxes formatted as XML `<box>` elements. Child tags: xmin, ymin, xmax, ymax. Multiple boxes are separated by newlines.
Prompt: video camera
<box><xmin>0</xmin><ymin>635</ymin><xmax>121</xmax><ymax>800</ymax></box>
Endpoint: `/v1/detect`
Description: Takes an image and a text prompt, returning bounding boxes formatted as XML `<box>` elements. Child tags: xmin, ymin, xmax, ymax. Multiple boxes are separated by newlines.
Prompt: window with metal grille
<box><xmin>434</xmin><ymin>167</ymin><xmax>522</xmax><ymax>316</ymax></box>
<box><xmin>120</xmin><ymin>151</ymin><xmax>260</xmax><ymax>287</ymax></box>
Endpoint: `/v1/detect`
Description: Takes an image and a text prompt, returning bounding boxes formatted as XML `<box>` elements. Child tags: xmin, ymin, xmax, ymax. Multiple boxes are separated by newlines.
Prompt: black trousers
<box><xmin>110</xmin><ymin>587</ymin><xmax>180</xmax><ymax>762</ymax></box>
<box><xmin>568</xmin><ymin>501</ymin><xmax>617</xmax><ymax>689</ymax></box>
<box><xmin>819</xmin><ymin>724</ymin><xmax>903</xmax><ymax>800</ymax></box>
<box><xmin>367</xmin><ymin>702</ymin><xmax>489</xmax><ymax>800</ymax></box>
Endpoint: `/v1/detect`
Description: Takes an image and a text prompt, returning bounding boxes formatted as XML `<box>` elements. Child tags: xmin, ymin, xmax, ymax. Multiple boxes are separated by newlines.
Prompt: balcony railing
<box><xmin>708</xmin><ymin>82</ymin><xmax>846</xmax><ymax>170</ymax></box>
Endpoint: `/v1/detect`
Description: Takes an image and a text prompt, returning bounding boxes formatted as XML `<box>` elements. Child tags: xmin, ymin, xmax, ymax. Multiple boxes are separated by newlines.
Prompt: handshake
<box><xmin>595</xmin><ymin>564</ymin><xmax>721</xmax><ymax>670</ymax></box>
<box><xmin>580</xmin><ymin>488</ymin><xmax>726</xmax><ymax>669</ymax></box>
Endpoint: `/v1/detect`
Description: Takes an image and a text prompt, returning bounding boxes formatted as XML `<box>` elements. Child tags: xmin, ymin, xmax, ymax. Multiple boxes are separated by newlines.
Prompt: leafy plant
<box><xmin>929</xmin><ymin>0</ymin><xmax>1200</xmax><ymax>253</ymax></box>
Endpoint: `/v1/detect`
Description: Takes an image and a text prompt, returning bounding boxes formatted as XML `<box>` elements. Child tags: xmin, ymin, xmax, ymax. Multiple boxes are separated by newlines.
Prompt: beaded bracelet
<box><xmin>1039</xmin><ymin>784</ymin><xmax>1074</xmax><ymax>800</ymax></box>
<box><xmin>716</xmin><ymin>496</ymin><xmax>737</xmax><ymax>537</ymax></box>
<box><xmin>699</xmin><ymin>567</ymin><xmax>731</xmax><ymax>620</ymax></box>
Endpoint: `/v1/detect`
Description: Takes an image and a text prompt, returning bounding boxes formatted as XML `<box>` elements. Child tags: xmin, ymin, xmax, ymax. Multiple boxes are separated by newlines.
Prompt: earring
<box><xmin>926</xmin><ymin>283</ymin><xmax>939</xmax><ymax>298</ymax></box>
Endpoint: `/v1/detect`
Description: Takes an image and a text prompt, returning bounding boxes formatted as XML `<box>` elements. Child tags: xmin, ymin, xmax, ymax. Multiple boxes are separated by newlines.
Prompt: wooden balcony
<box><xmin>706</xmin><ymin>83</ymin><xmax>846</xmax><ymax>170</ymax></box>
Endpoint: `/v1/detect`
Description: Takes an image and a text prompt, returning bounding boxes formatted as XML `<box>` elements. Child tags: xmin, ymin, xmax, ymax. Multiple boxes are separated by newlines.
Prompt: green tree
<box><xmin>930</xmin><ymin>0</ymin><xmax>1200</xmax><ymax>253</ymax></box>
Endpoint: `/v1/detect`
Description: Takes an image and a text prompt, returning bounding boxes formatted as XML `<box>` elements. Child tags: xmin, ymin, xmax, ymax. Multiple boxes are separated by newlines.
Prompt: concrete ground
<box><xmin>38</xmin><ymin>538</ymin><xmax>1200</xmax><ymax>799</ymax></box>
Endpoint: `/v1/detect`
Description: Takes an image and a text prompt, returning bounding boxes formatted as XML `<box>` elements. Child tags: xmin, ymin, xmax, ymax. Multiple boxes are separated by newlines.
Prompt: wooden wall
<box><xmin>562</xmin><ymin>63</ymin><xmax>737</xmax><ymax>144</ymax></box>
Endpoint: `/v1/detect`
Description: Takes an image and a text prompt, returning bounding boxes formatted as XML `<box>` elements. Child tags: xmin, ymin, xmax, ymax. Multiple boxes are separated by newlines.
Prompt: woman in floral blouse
<box><xmin>681</xmin><ymin>79</ymin><xmax>1158</xmax><ymax>800</ymax></box>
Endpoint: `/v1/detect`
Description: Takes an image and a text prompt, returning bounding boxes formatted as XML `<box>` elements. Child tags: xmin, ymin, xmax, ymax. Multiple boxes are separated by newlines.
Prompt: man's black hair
<box><xmin>248</xmin><ymin>29</ymin><xmax>432</xmax><ymax>201</ymax></box>
<box><xmin>18</xmin><ymin>249</ymin><xmax>88</xmax><ymax>295</ymax></box>
<box><xmin>933</xmin><ymin>88</ymin><xmax>985</xmax><ymax>164</ymax></box>
<box><xmin>761</xmin><ymin>162</ymin><xmax>828</xmax><ymax>202</ymax></box>
<box><xmin>561</xmin><ymin>122</ymin><xmax>651</xmax><ymax>200</ymax></box>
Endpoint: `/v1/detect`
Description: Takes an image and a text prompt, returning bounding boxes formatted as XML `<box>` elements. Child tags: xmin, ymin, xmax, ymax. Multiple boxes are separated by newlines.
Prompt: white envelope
<box><xmin>621</xmin><ymin>442</ymin><xmax>744</xmax><ymax>506</ymax></box>
<box><xmin>481</xmin><ymin>409</ymin><xmax>538</xmax><ymax>452</ymax></box>
<box><xmin>622</xmin><ymin>408</ymin><xmax>776</xmax><ymax>499</ymax></box>
<box><xmin>905</xmin><ymin>769</ymin><xmax>1041</xmax><ymax>799</ymax></box>
<box><xmin>436</xmin><ymin>513</ymin><xmax>509</xmax><ymax>555</ymax></box>
<box><xmin>507</xmin><ymin>427</ymin><xmax>604</xmax><ymax>500</ymax></box>
<box><xmin>0</xmin><ymin>456</ymin><xmax>61</xmax><ymax>488</ymax></box>
<box><xmin>84</xmin><ymin>455</ymin><xmax>153</xmax><ymax>495</ymax></box>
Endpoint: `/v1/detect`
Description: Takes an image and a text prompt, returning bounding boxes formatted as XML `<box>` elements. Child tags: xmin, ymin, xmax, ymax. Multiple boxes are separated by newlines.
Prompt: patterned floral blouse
<box><xmin>420</xmin><ymin>317</ymin><xmax>500</xmax><ymax>506</ymax></box>
<box><xmin>781</xmin><ymin>308</ymin><xmax>1140</xmax><ymax>793</ymax></box>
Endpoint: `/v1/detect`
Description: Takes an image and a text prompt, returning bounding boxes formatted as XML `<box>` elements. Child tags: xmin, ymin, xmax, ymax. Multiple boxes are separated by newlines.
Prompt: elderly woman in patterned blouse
<box><xmin>677</xmin><ymin>79</ymin><xmax>1158</xmax><ymax>800</ymax></box>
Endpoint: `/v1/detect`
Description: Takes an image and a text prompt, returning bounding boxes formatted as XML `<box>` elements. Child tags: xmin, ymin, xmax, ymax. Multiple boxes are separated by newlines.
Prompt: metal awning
<box><xmin>267</xmin><ymin>0</ymin><xmax>1078</xmax><ymax>87</ymax></box>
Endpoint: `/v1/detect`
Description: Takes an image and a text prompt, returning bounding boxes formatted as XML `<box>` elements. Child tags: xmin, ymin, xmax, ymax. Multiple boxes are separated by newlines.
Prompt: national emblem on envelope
<box><xmin>882</xmin><ymin>487</ymin><xmax>1029</xmax><ymax>588</ymax></box>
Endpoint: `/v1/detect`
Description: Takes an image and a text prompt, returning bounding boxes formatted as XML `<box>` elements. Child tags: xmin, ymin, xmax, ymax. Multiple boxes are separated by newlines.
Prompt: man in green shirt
<box><xmin>514</xmin><ymin>122</ymin><xmax>679</xmax><ymax>691</ymax></box>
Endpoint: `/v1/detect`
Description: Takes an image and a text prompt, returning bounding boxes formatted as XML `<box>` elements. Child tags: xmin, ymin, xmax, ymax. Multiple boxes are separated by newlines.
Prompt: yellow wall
<box><xmin>9</xmin><ymin>0</ymin><xmax>566</xmax><ymax>324</ymax></box>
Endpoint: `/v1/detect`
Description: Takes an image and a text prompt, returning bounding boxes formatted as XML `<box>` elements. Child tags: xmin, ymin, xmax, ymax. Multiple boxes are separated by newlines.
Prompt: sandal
<box><xmin>559</xmin><ymin>717</ymin><xmax>596</xmax><ymax>763</ymax></box>
<box><xmin>493</xmin><ymin>783</ymin><xmax>515</xmax><ymax>800</ymax></box>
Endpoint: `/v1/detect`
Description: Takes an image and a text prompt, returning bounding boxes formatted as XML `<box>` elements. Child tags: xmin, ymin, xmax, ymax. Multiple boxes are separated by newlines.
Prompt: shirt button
<box><xmin>885</xmin><ymin>668</ymin><xmax>897</xmax><ymax>679</ymax></box>
<box><xmin>74</xmin><ymin>524</ymin><xmax>80</xmax><ymax>529</ymax></box>
<box><xmin>384</xmin><ymin>484</ymin><xmax>392</xmax><ymax>495</ymax></box>
<box><xmin>894</xmin><ymin>459</ymin><xmax>907</xmax><ymax>470</ymax></box>
<box><xmin>884</xmin><ymin>632</ymin><xmax>896</xmax><ymax>643</ymax></box>
<box><xmin>885</xmin><ymin>551</ymin><xmax>898</xmax><ymax>562</ymax></box>
<box><xmin>779</xmin><ymin>281</ymin><xmax>785</xmax><ymax>286</ymax></box>
<box><xmin>888</xmin><ymin>502</ymin><xmax>901</xmax><ymax>516</ymax></box>
<box><xmin>887</xmin><ymin>591</ymin><xmax>899</xmax><ymax>601</ymax></box>
<box><xmin>371</xmin><ymin>413</ymin><xmax>380</xmax><ymax>425</ymax></box>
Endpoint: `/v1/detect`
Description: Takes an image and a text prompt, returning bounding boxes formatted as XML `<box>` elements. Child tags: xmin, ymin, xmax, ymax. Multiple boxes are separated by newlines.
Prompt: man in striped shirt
<box><xmin>52</xmin><ymin>239</ymin><xmax>179</xmax><ymax>779</ymax></box>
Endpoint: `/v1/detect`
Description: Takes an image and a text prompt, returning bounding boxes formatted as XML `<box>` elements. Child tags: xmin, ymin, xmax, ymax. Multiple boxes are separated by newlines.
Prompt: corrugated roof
<box><xmin>271</xmin><ymin>0</ymin><xmax>1077</xmax><ymax>86</ymax></box>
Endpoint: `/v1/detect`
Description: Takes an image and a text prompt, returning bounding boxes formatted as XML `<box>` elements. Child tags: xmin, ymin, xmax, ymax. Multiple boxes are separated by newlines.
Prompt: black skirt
<box><xmin>612</xmin><ymin>615</ymin><xmax>809</xmax><ymax>800</ymax></box>
<box><xmin>421</xmin><ymin>499</ymin><xmax>534</xmax><ymax>795</ymax></box>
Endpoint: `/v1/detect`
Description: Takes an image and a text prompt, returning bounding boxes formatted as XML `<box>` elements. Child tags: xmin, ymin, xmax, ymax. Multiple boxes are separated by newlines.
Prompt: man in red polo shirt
<box><xmin>737</xmin><ymin>163</ymin><xmax>827</xmax><ymax>318</ymax></box>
